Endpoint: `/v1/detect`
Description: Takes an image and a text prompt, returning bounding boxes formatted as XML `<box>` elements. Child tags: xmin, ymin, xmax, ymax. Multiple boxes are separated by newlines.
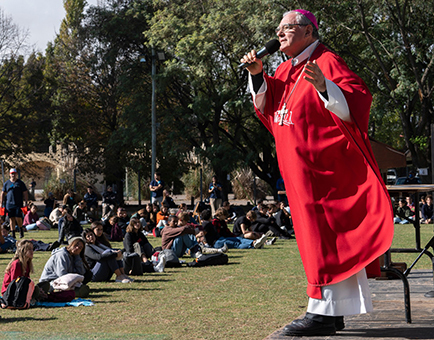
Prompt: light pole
<box><xmin>140</xmin><ymin>49</ymin><xmax>165</xmax><ymax>199</ymax></box>
<box><xmin>151</xmin><ymin>47</ymin><xmax>157</xmax><ymax>181</ymax></box>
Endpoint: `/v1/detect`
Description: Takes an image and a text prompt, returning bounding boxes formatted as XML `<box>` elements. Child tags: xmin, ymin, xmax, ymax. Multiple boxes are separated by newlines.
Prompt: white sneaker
<box><xmin>265</xmin><ymin>237</ymin><xmax>277</xmax><ymax>246</ymax></box>
<box><xmin>253</xmin><ymin>234</ymin><xmax>267</xmax><ymax>249</ymax></box>
<box><xmin>264</xmin><ymin>230</ymin><xmax>274</xmax><ymax>238</ymax></box>
<box><xmin>154</xmin><ymin>254</ymin><xmax>167</xmax><ymax>273</ymax></box>
<box><xmin>219</xmin><ymin>243</ymin><xmax>228</xmax><ymax>253</ymax></box>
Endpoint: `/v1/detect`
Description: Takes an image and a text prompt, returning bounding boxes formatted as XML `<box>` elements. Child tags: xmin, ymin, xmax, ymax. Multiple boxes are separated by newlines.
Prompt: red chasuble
<box><xmin>255</xmin><ymin>44</ymin><xmax>394</xmax><ymax>299</ymax></box>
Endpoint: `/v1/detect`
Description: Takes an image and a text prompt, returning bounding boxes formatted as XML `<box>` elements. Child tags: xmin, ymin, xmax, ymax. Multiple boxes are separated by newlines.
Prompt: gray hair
<box><xmin>283</xmin><ymin>10</ymin><xmax>319</xmax><ymax>39</ymax></box>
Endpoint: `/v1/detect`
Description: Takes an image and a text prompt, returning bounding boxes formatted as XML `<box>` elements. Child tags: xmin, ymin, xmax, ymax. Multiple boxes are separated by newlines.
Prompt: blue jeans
<box><xmin>25</xmin><ymin>223</ymin><xmax>38</xmax><ymax>230</ymax></box>
<box><xmin>214</xmin><ymin>237</ymin><xmax>253</xmax><ymax>249</ymax></box>
<box><xmin>91</xmin><ymin>250</ymin><xmax>123</xmax><ymax>282</ymax></box>
<box><xmin>171</xmin><ymin>234</ymin><xmax>197</xmax><ymax>257</ymax></box>
<box><xmin>394</xmin><ymin>217</ymin><xmax>410</xmax><ymax>224</ymax></box>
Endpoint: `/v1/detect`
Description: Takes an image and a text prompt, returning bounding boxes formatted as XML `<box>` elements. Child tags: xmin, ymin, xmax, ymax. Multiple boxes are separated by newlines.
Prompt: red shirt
<box><xmin>2</xmin><ymin>259</ymin><xmax>31</xmax><ymax>294</ymax></box>
<box><xmin>256</xmin><ymin>43</ymin><xmax>394</xmax><ymax>299</ymax></box>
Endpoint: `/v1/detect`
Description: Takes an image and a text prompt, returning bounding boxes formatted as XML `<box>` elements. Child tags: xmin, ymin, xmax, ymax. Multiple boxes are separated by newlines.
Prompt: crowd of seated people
<box><xmin>1</xmin><ymin>181</ymin><xmax>298</xmax><ymax>306</ymax></box>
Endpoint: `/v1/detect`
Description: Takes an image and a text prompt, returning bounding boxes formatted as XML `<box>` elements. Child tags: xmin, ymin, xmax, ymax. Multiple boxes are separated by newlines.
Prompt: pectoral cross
<box><xmin>277</xmin><ymin>103</ymin><xmax>288</xmax><ymax>126</ymax></box>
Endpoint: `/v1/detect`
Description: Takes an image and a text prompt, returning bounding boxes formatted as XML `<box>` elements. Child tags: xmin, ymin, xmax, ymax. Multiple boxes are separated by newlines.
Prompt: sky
<box><xmin>1</xmin><ymin>0</ymin><xmax>99</xmax><ymax>52</ymax></box>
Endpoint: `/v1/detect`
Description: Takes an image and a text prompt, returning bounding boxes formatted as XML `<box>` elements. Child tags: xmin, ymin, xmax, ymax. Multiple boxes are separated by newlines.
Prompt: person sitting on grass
<box><xmin>202</xmin><ymin>209</ymin><xmax>268</xmax><ymax>249</ymax></box>
<box><xmin>82</xmin><ymin>228</ymin><xmax>132</xmax><ymax>283</ymax></box>
<box><xmin>58</xmin><ymin>209</ymin><xmax>83</xmax><ymax>245</ymax></box>
<box><xmin>421</xmin><ymin>195</ymin><xmax>433</xmax><ymax>224</ymax></box>
<box><xmin>123</xmin><ymin>218</ymin><xmax>165</xmax><ymax>273</ymax></box>
<box><xmin>38</xmin><ymin>237</ymin><xmax>92</xmax><ymax>298</ymax></box>
<box><xmin>91</xmin><ymin>221</ymin><xmax>112</xmax><ymax>248</ymax></box>
<box><xmin>232</xmin><ymin>210</ymin><xmax>262</xmax><ymax>240</ymax></box>
<box><xmin>274</xmin><ymin>201</ymin><xmax>294</xmax><ymax>235</ymax></box>
<box><xmin>116</xmin><ymin>207</ymin><xmax>130</xmax><ymax>236</ymax></box>
<box><xmin>49</xmin><ymin>203</ymin><xmax>64</xmax><ymax>229</ymax></box>
<box><xmin>1</xmin><ymin>240</ymin><xmax>46</xmax><ymax>302</ymax></box>
<box><xmin>156</xmin><ymin>205</ymin><xmax>170</xmax><ymax>229</ymax></box>
<box><xmin>73</xmin><ymin>200</ymin><xmax>87</xmax><ymax>222</ymax></box>
<box><xmin>109</xmin><ymin>216</ymin><xmax>123</xmax><ymax>242</ymax></box>
<box><xmin>162</xmin><ymin>189</ymin><xmax>177</xmax><ymax>209</ymax></box>
<box><xmin>131</xmin><ymin>208</ymin><xmax>148</xmax><ymax>230</ymax></box>
<box><xmin>252</xmin><ymin>203</ymin><xmax>293</xmax><ymax>240</ymax></box>
<box><xmin>0</xmin><ymin>223</ymin><xmax>16</xmax><ymax>253</ymax></box>
<box><xmin>161</xmin><ymin>213</ymin><xmax>200</xmax><ymax>258</ymax></box>
<box><xmin>394</xmin><ymin>198</ymin><xmax>414</xmax><ymax>224</ymax></box>
<box><xmin>43</xmin><ymin>192</ymin><xmax>56</xmax><ymax>218</ymax></box>
<box><xmin>22</xmin><ymin>203</ymin><xmax>40</xmax><ymax>231</ymax></box>
<box><xmin>222</xmin><ymin>201</ymin><xmax>238</xmax><ymax>224</ymax></box>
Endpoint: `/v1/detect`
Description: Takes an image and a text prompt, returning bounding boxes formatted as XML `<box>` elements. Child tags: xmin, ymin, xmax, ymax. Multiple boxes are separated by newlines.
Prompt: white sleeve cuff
<box><xmin>248</xmin><ymin>73</ymin><xmax>267</xmax><ymax>114</ymax></box>
<box><xmin>318</xmin><ymin>78</ymin><xmax>351</xmax><ymax>122</ymax></box>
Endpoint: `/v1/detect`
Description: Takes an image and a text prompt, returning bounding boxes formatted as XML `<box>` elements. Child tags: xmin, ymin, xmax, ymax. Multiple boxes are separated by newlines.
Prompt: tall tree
<box><xmin>0</xmin><ymin>8</ymin><xmax>51</xmax><ymax>165</ymax></box>
<box><xmin>304</xmin><ymin>0</ymin><xmax>433</xmax><ymax>171</ymax></box>
<box><xmin>145</xmin><ymin>0</ymin><xmax>288</xmax><ymax>196</ymax></box>
<box><xmin>46</xmin><ymin>0</ymin><xmax>189</xmax><ymax>199</ymax></box>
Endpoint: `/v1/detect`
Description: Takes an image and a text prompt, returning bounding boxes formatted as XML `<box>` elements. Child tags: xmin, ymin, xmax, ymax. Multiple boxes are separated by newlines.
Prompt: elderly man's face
<box><xmin>277</xmin><ymin>12</ymin><xmax>311</xmax><ymax>57</ymax></box>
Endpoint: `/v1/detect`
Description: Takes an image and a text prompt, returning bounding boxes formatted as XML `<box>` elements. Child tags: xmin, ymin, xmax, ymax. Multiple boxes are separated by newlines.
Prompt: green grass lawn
<box><xmin>0</xmin><ymin>222</ymin><xmax>432</xmax><ymax>340</ymax></box>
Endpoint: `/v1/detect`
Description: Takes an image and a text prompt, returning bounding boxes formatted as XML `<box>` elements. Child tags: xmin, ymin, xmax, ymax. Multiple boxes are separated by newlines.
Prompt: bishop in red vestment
<box><xmin>241</xmin><ymin>9</ymin><xmax>394</xmax><ymax>336</ymax></box>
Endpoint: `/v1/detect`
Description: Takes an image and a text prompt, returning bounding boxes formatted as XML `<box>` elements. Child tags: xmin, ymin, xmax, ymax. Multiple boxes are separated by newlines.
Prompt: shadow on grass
<box><xmin>93</xmin><ymin>286</ymin><xmax>162</xmax><ymax>293</ymax></box>
<box><xmin>1</xmin><ymin>316</ymin><xmax>58</xmax><ymax>323</ymax></box>
<box><xmin>128</xmin><ymin>278</ymin><xmax>174</xmax><ymax>283</ymax></box>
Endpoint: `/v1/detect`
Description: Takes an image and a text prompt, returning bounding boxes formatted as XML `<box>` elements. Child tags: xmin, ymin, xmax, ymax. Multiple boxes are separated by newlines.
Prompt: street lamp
<box><xmin>140</xmin><ymin>48</ymin><xmax>165</xmax><ymax>202</ymax></box>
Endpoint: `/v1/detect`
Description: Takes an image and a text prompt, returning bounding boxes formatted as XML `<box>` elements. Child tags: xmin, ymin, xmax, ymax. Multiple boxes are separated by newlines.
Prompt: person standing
<box><xmin>1</xmin><ymin>169</ymin><xmax>29</xmax><ymax>238</ymax></box>
<box><xmin>208</xmin><ymin>176</ymin><xmax>223</xmax><ymax>217</ymax></box>
<box><xmin>149</xmin><ymin>172</ymin><xmax>165</xmax><ymax>207</ymax></box>
<box><xmin>28</xmin><ymin>179</ymin><xmax>36</xmax><ymax>201</ymax></box>
<box><xmin>240</xmin><ymin>9</ymin><xmax>394</xmax><ymax>336</ymax></box>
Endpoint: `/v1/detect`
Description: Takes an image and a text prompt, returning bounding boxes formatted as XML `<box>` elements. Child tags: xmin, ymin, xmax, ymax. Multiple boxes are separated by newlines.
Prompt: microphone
<box><xmin>238</xmin><ymin>39</ymin><xmax>281</xmax><ymax>70</ymax></box>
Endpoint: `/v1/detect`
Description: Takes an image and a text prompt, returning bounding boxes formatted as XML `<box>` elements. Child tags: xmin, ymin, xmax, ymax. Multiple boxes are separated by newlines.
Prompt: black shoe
<box><xmin>282</xmin><ymin>318</ymin><xmax>336</xmax><ymax>336</ymax></box>
<box><xmin>278</xmin><ymin>235</ymin><xmax>293</xmax><ymax>240</ymax></box>
<box><xmin>335</xmin><ymin>316</ymin><xmax>345</xmax><ymax>331</ymax></box>
<box><xmin>48</xmin><ymin>241</ymin><xmax>61</xmax><ymax>251</ymax></box>
<box><xmin>291</xmin><ymin>315</ymin><xmax>345</xmax><ymax>332</ymax></box>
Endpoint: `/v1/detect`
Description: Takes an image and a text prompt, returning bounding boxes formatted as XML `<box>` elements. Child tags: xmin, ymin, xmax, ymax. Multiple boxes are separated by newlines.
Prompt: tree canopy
<box><xmin>1</xmin><ymin>0</ymin><xmax>433</xmax><ymax>193</ymax></box>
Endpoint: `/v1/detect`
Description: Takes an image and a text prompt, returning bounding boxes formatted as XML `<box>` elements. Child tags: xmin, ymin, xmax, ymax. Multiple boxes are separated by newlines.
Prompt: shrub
<box><xmin>181</xmin><ymin>166</ymin><xmax>213</xmax><ymax>199</ymax></box>
<box><xmin>42</xmin><ymin>174</ymin><xmax>89</xmax><ymax>201</ymax></box>
<box><xmin>231</xmin><ymin>168</ymin><xmax>269</xmax><ymax>201</ymax></box>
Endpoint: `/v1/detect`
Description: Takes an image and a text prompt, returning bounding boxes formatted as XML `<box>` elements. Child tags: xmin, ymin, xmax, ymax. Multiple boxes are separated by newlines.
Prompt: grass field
<box><xmin>0</xmin><ymin>222</ymin><xmax>433</xmax><ymax>340</ymax></box>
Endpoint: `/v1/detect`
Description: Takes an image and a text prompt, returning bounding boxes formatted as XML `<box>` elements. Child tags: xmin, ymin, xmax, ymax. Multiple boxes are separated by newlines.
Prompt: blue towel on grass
<box><xmin>34</xmin><ymin>298</ymin><xmax>94</xmax><ymax>307</ymax></box>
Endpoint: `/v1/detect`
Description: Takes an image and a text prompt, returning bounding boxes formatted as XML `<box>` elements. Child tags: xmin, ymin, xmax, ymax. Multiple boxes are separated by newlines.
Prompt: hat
<box><xmin>293</xmin><ymin>9</ymin><xmax>318</xmax><ymax>29</ymax></box>
<box><xmin>68</xmin><ymin>236</ymin><xmax>84</xmax><ymax>245</ymax></box>
<box><xmin>9</xmin><ymin>168</ymin><xmax>17</xmax><ymax>174</ymax></box>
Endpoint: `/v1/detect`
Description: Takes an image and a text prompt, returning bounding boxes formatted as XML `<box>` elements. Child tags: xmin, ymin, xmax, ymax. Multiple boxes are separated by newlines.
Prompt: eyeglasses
<box><xmin>275</xmin><ymin>23</ymin><xmax>308</xmax><ymax>34</ymax></box>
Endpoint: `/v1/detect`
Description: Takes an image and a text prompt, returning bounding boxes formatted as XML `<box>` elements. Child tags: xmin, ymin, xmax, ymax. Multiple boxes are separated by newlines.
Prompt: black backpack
<box><xmin>187</xmin><ymin>253</ymin><xmax>229</xmax><ymax>267</ymax></box>
<box><xmin>1</xmin><ymin>276</ymin><xmax>34</xmax><ymax>309</ymax></box>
